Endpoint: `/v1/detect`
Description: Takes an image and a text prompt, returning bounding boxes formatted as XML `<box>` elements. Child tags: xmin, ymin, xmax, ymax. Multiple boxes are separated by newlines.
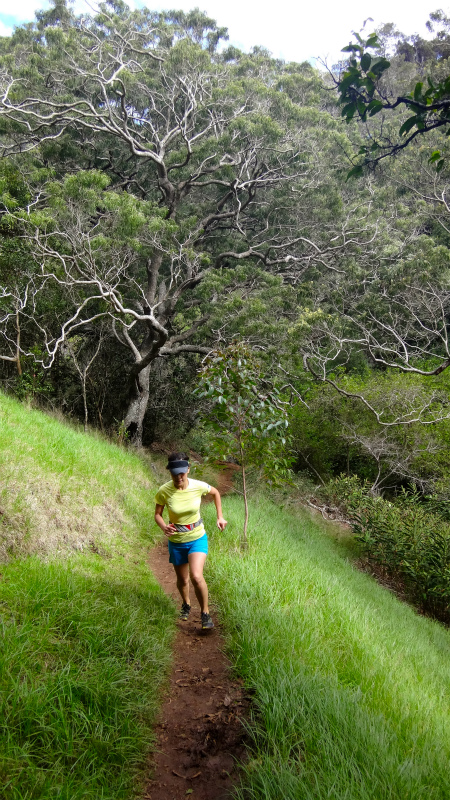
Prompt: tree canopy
<box><xmin>2</xmin><ymin>2</ymin><xmax>450</xmax><ymax>500</ymax></box>
<box><xmin>0</xmin><ymin>0</ymin><xmax>367</xmax><ymax>443</ymax></box>
<box><xmin>335</xmin><ymin>12</ymin><xmax>450</xmax><ymax>174</ymax></box>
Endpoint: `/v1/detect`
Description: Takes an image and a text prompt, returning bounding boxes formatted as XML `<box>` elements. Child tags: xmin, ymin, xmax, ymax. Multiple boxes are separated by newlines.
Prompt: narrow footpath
<box><xmin>144</xmin><ymin>467</ymin><xmax>248</xmax><ymax>800</ymax></box>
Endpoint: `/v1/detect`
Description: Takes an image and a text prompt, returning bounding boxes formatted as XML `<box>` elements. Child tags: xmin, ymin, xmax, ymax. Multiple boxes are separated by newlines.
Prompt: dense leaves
<box><xmin>196</xmin><ymin>342</ymin><xmax>291</xmax><ymax>543</ymax></box>
<box><xmin>0</xmin><ymin>0</ymin><xmax>361</xmax><ymax>443</ymax></box>
<box><xmin>324</xmin><ymin>476</ymin><xmax>450</xmax><ymax>620</ymax></box>
<box><xmin>336</xmin><ymin>16</ymin><xmax>450</xmax><ymax>172</ymax></box>
<box><xmin>2</xmin><ymin>2</ymin><xmax>450</xmax><ymax>542</ymax></box>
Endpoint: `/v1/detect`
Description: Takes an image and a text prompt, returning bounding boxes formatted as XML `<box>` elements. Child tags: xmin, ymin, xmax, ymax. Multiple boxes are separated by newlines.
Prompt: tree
<box><xmin>0</xmin><ymin>1</ymin><xmax>375</xmax><ymax>444</ymax></box>
<box><xmin>196</xmin><ymin>342</ymin><xmax>291</xmax><ymax>546</ymax></box>
<box><xmin>297</xmin><ymin>225</ymin><xmax>450</xmax><ymax>392</ymax></box>
<box><xmin>65</xmin><ymin>327</ymin><xmax>106</xmax><ymax>432</ymax></box>
<box><xmin>335</xmin><ymin>16</ymin><xmax>450</xmax><ymax>174</ymax></box>
<box><xmin>290</xmin><ymin>370</ymin><xmax>448</xmax><ymax>494</ymax></box>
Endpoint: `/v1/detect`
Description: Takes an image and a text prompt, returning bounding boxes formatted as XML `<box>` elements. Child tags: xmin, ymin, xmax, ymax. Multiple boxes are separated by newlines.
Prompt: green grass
<box><xmin>0</xmin><ymin>393</ymin><xmax>176</xmax><ymax>798</ymax></box>
<box><xmin>0</xmin><ymin>392</ymin><xmax>157</xmax><ymax>560</ymax></box>
<box><xmin>0</xmin><ymin>557</ymin><xmax>174</xmax><ymax>800</ymax></box>
<box><xmin>6</xmin><ymin>389</ymin><xmax>450</xmax><ymax>799</ymax></box>
<box><xmin>202</xmin><ymin>494</ymin><xmax>450</xmax><ymax>800</ymax></box>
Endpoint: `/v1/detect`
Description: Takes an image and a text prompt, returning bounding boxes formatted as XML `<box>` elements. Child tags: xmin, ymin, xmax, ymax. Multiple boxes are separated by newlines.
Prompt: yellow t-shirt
<box><xmin>155</xmin><ymin>478</ymin><xmax>211</xmax><ymax>543</ymax></box>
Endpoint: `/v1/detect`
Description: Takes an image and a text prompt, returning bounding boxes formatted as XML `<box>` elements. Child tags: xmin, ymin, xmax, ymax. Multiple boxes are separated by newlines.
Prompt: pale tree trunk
<box><xmin>67</xmin><ymin>334</ymin><xmax>104</xmax><ymax>434</ymax></box>
<box><xmin>82</xmin><ymin>377</ymin><xmax>88</xmax><ymax>433</ymax></box>
<box><xmin>119</xmin><ymin>248</ymin><xmax>210</xmax><ymax>446</ymax></box>
<box><xmin>16</xmin><ymin>309</ymin><xmax>22</xmax><ymax>376</ymax></box>
<box><xmin>123</xmin><ymin>362</ymin><xmax>152</xmax><ymax>447</ymax></box>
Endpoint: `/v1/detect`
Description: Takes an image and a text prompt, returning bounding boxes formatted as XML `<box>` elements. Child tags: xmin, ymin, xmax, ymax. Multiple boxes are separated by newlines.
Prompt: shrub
<box><xmin>320</xmin><ymin>476</ymin><xmax>450</xmax><ymax>620</ymax></box>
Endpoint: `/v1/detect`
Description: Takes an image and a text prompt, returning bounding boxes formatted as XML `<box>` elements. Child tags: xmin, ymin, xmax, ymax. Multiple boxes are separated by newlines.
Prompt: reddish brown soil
<box><xmin>143</xmin><ymin>464</ymin><xmax>248</xmax><ymax>800</ymax></box>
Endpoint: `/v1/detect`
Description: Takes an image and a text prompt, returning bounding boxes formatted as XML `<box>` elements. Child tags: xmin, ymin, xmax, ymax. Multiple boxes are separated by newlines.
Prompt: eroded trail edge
<box><xmin>144</xmin><ymin>540</ymin><xmax>248</xmax><ymax>800</ymax></box>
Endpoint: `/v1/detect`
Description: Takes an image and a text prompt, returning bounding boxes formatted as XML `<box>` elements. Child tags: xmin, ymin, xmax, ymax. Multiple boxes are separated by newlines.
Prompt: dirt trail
<box><xmin>144</xmin><ymin>464</ymin><xmax>248</xmax><ymax>800</ymax></box>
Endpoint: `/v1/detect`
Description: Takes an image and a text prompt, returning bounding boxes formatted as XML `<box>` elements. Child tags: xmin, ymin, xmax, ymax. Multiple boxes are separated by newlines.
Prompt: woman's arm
<box><xmin>208</xmin><ymin>487</ymin><xmax>227</xmax><ymax>531</ymax></box>
<box><xmin>154</xmin><ymin>504</ymin><xmax>177</xmax><ymax>537</ymax></box>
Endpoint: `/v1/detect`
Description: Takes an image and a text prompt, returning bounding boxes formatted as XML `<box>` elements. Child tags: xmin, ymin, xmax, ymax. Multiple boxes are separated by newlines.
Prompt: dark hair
<box><xmin>167</xmin><ymin>451</ymin><xmax>189</xmax><ymax>464</ymax></box>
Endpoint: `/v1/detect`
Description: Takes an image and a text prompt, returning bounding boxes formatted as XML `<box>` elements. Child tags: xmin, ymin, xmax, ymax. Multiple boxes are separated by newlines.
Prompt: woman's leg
<box><xmin>173</xmin><ymin>562</ymin><xmax>190</xmax><ymax>605</ymax></box>
<box><xmin>188</xmin><ymin>552</ymin><xmax>209</xmax><ymax>614</ymax></box>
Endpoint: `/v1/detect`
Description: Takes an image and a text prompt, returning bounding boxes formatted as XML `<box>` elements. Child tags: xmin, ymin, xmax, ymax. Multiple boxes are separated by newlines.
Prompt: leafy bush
<box><xmin>320</xmin><ymin>476</ymin><xmax>450</xmax><ymax>620</ymax></box>
<box><xmin>289</xmin><ymin>369</ymin><xmax>450</xmax><ymax>497</ymax></box>
<box><xmin>319</xmin><ymin>474</ymin><xmax>371</xmax><ymax>513</ymax></box>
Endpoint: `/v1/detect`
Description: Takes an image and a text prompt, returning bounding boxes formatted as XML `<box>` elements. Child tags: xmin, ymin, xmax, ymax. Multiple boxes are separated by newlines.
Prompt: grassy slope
<box><xmin>4</xmin><ymin>391</ymin><xmax>450</xmax><ymax>799</ymax></box>
<box><xmin>202</xmin><ymin>494</ymin><xmax>450</xmax><ymax>800</ymax></box>
<box><xmin>0</xmin><ymin>393</ymin><xmax>158</xmax><ymax>561</ymax></box>
<box><xmin>0</xmin><ymin>393</ymin><xmax>175</xmax><ymax>800</ymax></box>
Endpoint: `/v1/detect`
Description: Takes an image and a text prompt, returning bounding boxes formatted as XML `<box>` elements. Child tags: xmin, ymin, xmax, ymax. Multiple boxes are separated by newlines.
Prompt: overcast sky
<box><xmin>0</xmin><ymin>0</ymin><xmax>448</xmax><ymax>65</ymax></box>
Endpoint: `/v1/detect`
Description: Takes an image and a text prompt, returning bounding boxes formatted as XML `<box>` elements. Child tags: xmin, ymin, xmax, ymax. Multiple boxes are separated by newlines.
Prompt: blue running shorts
<box><xmin>168</xmin><ymin>533</ymin><xmax>208</xmax><ymax>565</ymax></box>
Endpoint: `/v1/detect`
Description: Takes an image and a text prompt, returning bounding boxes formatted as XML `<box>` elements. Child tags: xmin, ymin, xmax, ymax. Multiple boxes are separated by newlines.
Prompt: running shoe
<box><xmin>201</xmin><ymin>612</ymin><xmax>214</xmax><ymax>630</ymax></box>
<box><xmin>179</xmin><ymin>602</ymin><xmax>191</xmax><ymax>621</ymax></box>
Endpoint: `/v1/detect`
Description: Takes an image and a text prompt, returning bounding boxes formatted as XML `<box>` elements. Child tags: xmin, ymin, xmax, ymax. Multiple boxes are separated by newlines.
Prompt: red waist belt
<box><xmin>172</xmin><ymin>518</ymin><xmax>203</xmax><ymax>533</ymax></box>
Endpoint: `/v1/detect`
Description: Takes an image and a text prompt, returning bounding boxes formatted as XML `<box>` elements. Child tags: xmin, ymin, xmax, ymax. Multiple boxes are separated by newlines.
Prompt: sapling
<box><xmin>196</xmin><ymin>342</ymin><xmax>291</xmax><ymax>547</ymax></box>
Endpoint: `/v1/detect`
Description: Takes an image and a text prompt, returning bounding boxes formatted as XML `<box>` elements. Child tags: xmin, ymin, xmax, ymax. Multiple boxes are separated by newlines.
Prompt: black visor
<box><xmin>166</xmin><ymin>459</ymin><xmax>189</xmax><ymax>474</ymax></box>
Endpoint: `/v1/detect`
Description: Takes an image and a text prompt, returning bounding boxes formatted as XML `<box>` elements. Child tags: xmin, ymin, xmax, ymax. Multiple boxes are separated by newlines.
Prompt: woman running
<box><xmin>154</xmin><ymin>452</ymin><xmax>227</xmax><ymax>630</ymax></box>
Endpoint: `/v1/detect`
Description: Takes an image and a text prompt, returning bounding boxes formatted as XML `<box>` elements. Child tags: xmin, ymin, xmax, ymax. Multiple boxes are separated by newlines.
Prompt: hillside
<box><xmin>203</xmin><ymin>497</ymin><xmax>450</xmax><ymax>799</ymax></box>
<box><xmin>0</xmin><ymin>392</ymin><xmax>160</xmax><ymax>561</ymax></box>
<box><xmin>3</xmin><ymin>392</ymin><xmax>450</xmax><ymax>800</ymax></box>
<box><xmin>0</xmin><ymin>392</ymin><xmax>175</xmax><ymax>800</ymax></box>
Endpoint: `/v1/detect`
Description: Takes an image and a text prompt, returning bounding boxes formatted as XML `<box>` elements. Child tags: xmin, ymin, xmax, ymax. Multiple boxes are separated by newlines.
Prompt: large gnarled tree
<box><xmin>0</xmin><ymin>1</ymin><xmax>371</xmax><ymax>442</ymax></box>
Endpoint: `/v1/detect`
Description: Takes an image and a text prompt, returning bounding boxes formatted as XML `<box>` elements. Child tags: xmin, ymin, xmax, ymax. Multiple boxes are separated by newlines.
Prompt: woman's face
<box><xmin>171</xmin><ymin>467</ymin><xmax>190</xmax><ymax>489</ymax></box>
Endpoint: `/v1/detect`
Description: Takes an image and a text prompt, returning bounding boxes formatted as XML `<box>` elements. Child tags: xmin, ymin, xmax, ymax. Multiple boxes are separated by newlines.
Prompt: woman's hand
<box><xmin>217</xmin><ymin>516</ymin><xmax>227</xmax><ymax>532</ymax></box>
<box><xmin>162</xmin><ymin>523</ymin><xmax>177</xmax><ymax>537</ymax></box>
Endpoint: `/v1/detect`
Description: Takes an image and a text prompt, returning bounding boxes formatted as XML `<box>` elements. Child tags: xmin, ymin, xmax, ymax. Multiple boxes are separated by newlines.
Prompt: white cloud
<box><xmin>0</xmin><ymin>19</ymin><xmax>12</xmax><ymax>36</ymax></box>
<box><xmin>142</xmin><ymin>0</ymin><xmax>444</xmax><ymax>64</ymax></box>
<box><xmin>0</xmin><ymin>1</ymin><xmax>49</xmax><ymax>23</ymax></box>
<box><xmin>0</xmin><ymin>0</ymin><xmax>92</xmax><ymax>24</ymax></box>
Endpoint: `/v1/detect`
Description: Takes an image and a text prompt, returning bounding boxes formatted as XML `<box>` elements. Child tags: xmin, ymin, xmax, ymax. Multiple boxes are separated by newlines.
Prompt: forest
<box><xmin>3</xmin><ymin>2</ymin><xmax>450</xmax><ymax>488</ymax></box>
<box><xmin>3</xmin><ymin>3</ymin><xmax>450</xmax><ymax>798</ymax></box>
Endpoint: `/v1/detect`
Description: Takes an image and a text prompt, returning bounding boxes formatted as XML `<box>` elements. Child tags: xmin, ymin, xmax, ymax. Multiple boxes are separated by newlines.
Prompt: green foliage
<box><xmin>0</xmin><ymin>0</ymin><xmax>345</xmax><ymax>443</ymax></box>
<box><xmin>322</xmin><ymin>475</ymin><xmax>450</xmax><ymax>620</ymax></box>
<box><xmin>319</xmin><ymin>473</ymin><xmax>372</xmax><ymax>511</ymax></box>
<box><xmin>354</xmin><ymin>496</ymin><xmax>450</xmax><ymax>618</ymax></box>
<box><xmin>0</xmin><ymin>0</ymin><xmax>381</xmax><ymax>445</ymax></box>
<box><xmin>288</xmin><ymin>367</ymin><xmax>450</xmax><ymax>493</ymax></box>
<box><xmin>196</xmin><ymin>341</ymin><xmax>292</xmax><ymax>544</ymax></box>
<box><xmin>337</xmin><ymin>29</ymin><xmax>450</xmax><ymax>172</ymax></box>
<box><xmin>14</xmin><ymin>364</ymin><xmax>53</xmax><ymax>404</ymax></box>
<box><xmin>0</xmin><ymin>161</ymin><xmax>31</xmax><ymax>212</ymax></box>
<box><xmin>196</xmin><ymin>342</ymin><xmax>291</xmax><ymax>482</ymax></box>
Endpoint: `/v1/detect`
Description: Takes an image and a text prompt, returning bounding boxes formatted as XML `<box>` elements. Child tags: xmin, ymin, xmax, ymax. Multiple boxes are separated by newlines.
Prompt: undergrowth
<box><xmin>321</xmin><ymin>476</ymin><xmax>450</xmax><ymax>620</ymax></box>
